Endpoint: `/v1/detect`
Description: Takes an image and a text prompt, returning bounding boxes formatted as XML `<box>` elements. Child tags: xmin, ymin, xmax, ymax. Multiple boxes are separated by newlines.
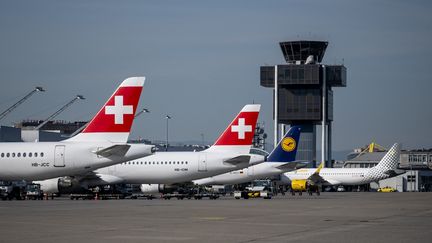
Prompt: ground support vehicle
<box><xmin>25</xmin><ymin>184</ymin><xmax>44</xmax><ymax>200</ymax></box>
<box><xmin>234</xmin><ymin>189</ymin><xmax>273</xmax><ymax>199</ymax></box>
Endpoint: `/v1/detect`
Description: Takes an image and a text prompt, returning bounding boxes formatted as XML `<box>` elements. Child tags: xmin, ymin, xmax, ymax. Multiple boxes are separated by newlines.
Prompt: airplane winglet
<box><xmin>315</xmin><ymin>162</ymin><xmax>324</xmax><ymax>174</ymax></box>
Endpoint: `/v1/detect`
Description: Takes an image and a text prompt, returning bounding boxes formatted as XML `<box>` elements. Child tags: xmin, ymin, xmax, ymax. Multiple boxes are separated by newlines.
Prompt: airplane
<box><xmin>37</xmin><ymin>104</ymin><xmax>264</xmax><ymax>193</ymax></box>
<box><xmin>193</xmin><ymin>126</ymin><xmax>308</xmax><ymax>186</ymax></box>
<box><xmin>0</xmin><ymin>77</ymin><xmax>155</xmax><ymax>181</ymax></box>
<box><xmin>281</xmin><ymin>143</ymin><xmax>402</xmax><ymax>192</ymax></box>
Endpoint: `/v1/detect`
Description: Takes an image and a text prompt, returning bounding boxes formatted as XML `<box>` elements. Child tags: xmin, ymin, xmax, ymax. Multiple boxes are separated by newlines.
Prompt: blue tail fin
<box><xmin>267</xmin><ymin>126</ymin><xmax>301</xmax><ymax>162</ymax></box>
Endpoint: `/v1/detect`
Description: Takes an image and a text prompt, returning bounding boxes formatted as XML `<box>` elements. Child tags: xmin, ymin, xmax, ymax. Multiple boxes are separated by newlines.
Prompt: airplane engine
<box><xmin>291</xmin><ymin>179</ymin><xmax>308</xmax><ymax>191</ymax></box>
<box><xmin>37</xmin><ymin>178</ymin><xmax>60</xmax><ymax>193</ymax></box>
<box><xmin>37</xmin><ymin>176</ymin><xmax>83</xmax><ymax>194</ymax></box>
<box><xmin>140</xmin><ymin>184</ymin><xmax>177</xmax><ymax>194</ymax></box>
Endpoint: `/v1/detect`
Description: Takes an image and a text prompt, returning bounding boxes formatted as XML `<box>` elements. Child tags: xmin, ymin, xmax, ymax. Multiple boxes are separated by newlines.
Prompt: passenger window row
<box><xmin>122</xmin><ymin>161</ymin><xmax>188</xmax><ymax>165</ymax></box>
<box><xmin>0</xmin><ymin>152</ymin><xmax>45</xmax><ymax>158</ymax></box>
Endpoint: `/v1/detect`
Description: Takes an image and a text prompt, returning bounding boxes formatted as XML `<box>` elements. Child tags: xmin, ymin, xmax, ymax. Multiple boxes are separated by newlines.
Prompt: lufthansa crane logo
<box><xmin>282</xmin><ymin>137</ymin><xmax>296</xmax><ymax>152</ymax></box>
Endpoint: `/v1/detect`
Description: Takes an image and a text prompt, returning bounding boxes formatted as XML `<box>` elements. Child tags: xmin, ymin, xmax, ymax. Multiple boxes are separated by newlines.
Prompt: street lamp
<box><xmin>165</xmin><ymin>115</ymin><xmax>172</xmax><ymax>151</ymax></box>
<box><xmin>135</xmin><ymin>108</ymin><xmax>150</xmax><ymax>118</ymax></box>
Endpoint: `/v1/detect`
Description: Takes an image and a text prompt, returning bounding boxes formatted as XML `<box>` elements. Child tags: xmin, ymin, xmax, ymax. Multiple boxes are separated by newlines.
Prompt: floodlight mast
<box><xmin>35</xmin><ymin>95</ymin><xmax>85</xmax><ymax>130</ymax></box>
<box><xmin>0</xmin><ymin>86</ymin><xmax>45</xmax><ymax>122</ymax></box>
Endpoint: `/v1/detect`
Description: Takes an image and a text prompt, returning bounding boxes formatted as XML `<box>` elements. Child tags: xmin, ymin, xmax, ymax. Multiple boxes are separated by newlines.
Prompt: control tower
<box><xmin>260</xmin><ymin>40</ymin><xmax>346</xmax><ymax>167</ymax></box>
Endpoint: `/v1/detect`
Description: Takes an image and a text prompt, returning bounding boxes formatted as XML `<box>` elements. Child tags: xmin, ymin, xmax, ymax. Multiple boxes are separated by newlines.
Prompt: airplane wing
<box><xmin>73</xmin><ymin>171</ymin><xmax>124</xmax><ymax>187</ymax></box>
<box><xmin>94</xmin><ymin>144</ymin><xmax>131</xmax><ymax>157</ymax></box>
<box><xmin>307</xmin><ymin>163</ymin><xmax>326</xmax><ymax>185</ymax></box>
<box><xmin>223</xmin><ymin>155</ymin><xmax>251</xmax><ymax>165</ymax></box>
<box><xmin>276</xmin><ymin>161</ymin><xmax>310</xmax><ymax>171</ymax></box>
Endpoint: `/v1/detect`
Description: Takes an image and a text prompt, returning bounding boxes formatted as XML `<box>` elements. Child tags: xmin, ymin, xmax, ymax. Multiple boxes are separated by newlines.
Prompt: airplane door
<box><xmin>198</xmin><ymin>154</ymin><xmax>207</xmax><ymax>172</ymax></box>
<box><xmin>54</xmin><ymin>145</ymin><xmax>65</xmax><ymax>167</ymax></box>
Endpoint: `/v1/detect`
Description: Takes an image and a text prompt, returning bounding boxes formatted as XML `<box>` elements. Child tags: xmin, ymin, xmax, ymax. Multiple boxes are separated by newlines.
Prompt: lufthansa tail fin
<box><xmin>267</xmin><ymin>126</ymin><xmax>301</xmax><ymax>162</ymax></box>
<box><xmin>206</xmin><ymin>104</ymin><xmax>260</xmax><ymax>154</ymax></box>
<box><xmin>66</xmin><ymin>77</ymin><xmax>145</xmax><ymax>143</ymax></box>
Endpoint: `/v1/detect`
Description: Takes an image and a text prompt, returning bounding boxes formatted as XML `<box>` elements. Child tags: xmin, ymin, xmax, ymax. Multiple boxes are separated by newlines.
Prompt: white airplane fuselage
<box><xmin>0</xmin><ymin>142</ymin><xmax>152</xmax><ymax>181</ymax></box>
<box><xmin>282</xmin><ymin>168</ymin><xmax>386</xmax><ymax>186</ymax></box>
<box><xmin>194</xmin><ymin>162</ymin><xmax>286</xmax><ymax>185</ymax></box>
<box><xmin>94</xmin><ymin>151</ymin><xmax>264</xmax><ymax>185</ymax></box>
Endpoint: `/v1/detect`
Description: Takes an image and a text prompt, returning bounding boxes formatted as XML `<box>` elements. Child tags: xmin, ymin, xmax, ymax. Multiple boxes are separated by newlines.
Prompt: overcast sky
<box><xmin>0</xmin><ymin>0</ymin><xmax>431</xmax><ymax>152</ymax></box>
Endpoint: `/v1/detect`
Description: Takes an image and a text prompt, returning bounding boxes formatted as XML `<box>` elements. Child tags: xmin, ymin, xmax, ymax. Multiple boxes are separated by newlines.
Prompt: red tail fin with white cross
<box><xmin>206</xmin><ymin>104</ymin><xmax>260</xmax><ymax>154</ymax></box>
<box><xmin>66</xmin><ymin>77</ymin><xmax>145</xmax><ymax>143</ymax></box>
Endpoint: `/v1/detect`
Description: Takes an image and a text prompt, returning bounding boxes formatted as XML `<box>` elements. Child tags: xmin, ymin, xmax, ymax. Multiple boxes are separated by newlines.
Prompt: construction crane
<box><xmin>0</xmin><ymin>86</ymin><xmax>45</xmax><ymax>122</ymax></box>
<box><xmin>353</xmin><ymin>142</ymin><xmax>387</xmax><ymax>159</ymax></box>
<box><xmin>35</xmin><ymin>95</ymin><xmax>85</xmax><ymax>130</ymax></box>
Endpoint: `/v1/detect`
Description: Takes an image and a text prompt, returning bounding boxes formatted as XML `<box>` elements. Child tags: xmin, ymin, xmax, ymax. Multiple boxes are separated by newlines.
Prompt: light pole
<box><xmin>135</xmin><ymin>108</ymin><xmax>150</xmax><ymax>118</ymax></box>
<box><xmin>165</xmin><ymin>115</ymin><xmax>172</xmax><ymax>151</ymax></box>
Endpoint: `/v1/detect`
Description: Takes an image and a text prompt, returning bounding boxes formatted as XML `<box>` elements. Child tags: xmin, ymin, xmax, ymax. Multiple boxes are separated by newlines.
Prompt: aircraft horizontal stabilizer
<box><xmin>383</xmin><ymin>169</ymin><xmax>405</xmax><ymax>177</ymax></box>
<box><xmin>223</xmin><ymin>155</ymin><xmax>251</xmax><ymax>165</ymax></box>
<box><xmin>276</xmin><ymin>161</ymin><xmax>309</xmax><ymax>170</ymax></box>
<box><xmin>94</xmin><ymin>144</ymin><xmax>131</xmax><ymax>157</ymax></box>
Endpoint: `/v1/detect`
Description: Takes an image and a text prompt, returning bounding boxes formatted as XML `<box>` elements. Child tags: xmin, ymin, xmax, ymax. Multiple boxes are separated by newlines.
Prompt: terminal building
<box><xmin>0</xmin><ymin>120</ymin><xmax>86</xmax><ymax>142</ymax></box>
<box><xmin>344</xmin><ymin>143</ymin><xmax>432</xmax><ymax>192</ymax></box>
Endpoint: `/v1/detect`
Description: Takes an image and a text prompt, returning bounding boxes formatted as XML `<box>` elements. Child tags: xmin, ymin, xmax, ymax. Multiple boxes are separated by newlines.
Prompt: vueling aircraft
<box><xmin>193</xmin><ymin>126</ymin><xmax>308</xmax><ymax>186</ymax></box>
<box><xmin>0</xmin><ymin>77</ymin><xmax>155</xmax><ymax>181</ymax></box>
<box><xmin>282</xmin><ymin>143</ymin><xmax>401</xmax><ymax>192</ymax></box>
<box><xmin>37</xmin><ymin>104</ymin><xmax>264</xmax><ymax>193</ymax></box>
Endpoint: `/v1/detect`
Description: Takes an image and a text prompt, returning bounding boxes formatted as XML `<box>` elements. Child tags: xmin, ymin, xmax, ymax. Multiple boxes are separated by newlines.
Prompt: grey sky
<box><xmin>0</xmin><ymin>0</ymin><xmax>431</xmax><ymax>151</ymax></box>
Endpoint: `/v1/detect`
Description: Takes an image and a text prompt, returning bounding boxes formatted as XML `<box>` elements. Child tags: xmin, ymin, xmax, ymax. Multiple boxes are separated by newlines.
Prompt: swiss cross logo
<box><xmin>104</xmin><ymin>96</ymin><xmax>134</xmax><ymax>124</ymax></box>
<box><xmin>231</xmin><ymin>118</ymin><xmax>252</xmax><ymax>139</ymax></box>
<box><xmin>213</xmin><ymin>109</ymin><xmax>259</xmax><ymax>146</ymax></box>
<box><xmin>82</xmin><ymin>84</ymin><xmax>143</xmax><ymax>133</ymax></box>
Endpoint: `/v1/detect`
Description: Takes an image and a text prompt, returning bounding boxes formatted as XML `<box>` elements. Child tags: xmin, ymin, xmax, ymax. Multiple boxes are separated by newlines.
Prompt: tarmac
<box><xmin>0</xmin><ymin>192</ymin><xmax>431</xmax><ymax>243</ymax></box>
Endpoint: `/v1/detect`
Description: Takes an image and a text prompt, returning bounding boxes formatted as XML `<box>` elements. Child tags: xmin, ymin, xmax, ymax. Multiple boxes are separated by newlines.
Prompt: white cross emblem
<box><xmin>105</xmin><ymin>96</ymin><xmax>134</xmax><ymax>124</ymax></box>
<box><xmin>231</xmin><ymin>118</ymin><xmax>252</xmax><ymax>139</ymax></box>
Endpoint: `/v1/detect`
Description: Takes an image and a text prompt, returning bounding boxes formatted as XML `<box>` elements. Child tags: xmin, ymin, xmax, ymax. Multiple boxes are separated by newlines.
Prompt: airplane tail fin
<box><xmin>375</xmin><ymin>143</ymin><xmax>401</xmax><ymax>170</ymax></box>
<box><xmin>66</xmin><ymin>77</ymin><xmax>145</xmax><ymax>143</ymax></box>
<box><xmin>267</xmin><ymin>126</ymin><xmax>301</xmax><ymax>162</ymax></box>
<box><xmin>206</xmin><ymin>104</ymin><xmax>260</xmax><ymax>154</ymax></box>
